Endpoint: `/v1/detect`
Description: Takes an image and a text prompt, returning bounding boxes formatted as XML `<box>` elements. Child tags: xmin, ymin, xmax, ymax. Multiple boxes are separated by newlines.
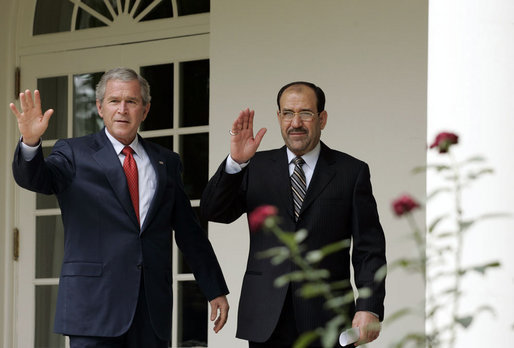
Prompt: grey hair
<box><xmin>96</xmin><ymin>67</ymin><xmax>151</xmax><ymax>105</ymax></box>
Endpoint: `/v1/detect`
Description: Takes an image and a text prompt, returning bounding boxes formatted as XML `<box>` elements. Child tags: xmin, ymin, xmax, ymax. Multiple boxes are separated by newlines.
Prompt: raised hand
<box><xmin>229</xmin><ymin>108</ymin><xmax>267</xmax><ymax>164</ymax></box>
<box><xmin>10</xmin><ymin>89</ymin><xmax>54</xmax><ymax>146</ymax></box>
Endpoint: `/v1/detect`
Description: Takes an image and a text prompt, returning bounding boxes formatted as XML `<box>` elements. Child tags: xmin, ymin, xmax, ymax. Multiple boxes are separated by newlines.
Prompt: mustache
<box><xmin>287</xmin><ymin>127</ymin><xmax>307</xmax><ymax>134</ymax></box>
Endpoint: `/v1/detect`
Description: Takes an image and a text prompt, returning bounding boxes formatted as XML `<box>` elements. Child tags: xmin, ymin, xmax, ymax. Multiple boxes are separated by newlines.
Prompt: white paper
<box><xmin>339</xmin><ymin>327</ymin><xmax>360</xmax><ymax>346</ymax></box>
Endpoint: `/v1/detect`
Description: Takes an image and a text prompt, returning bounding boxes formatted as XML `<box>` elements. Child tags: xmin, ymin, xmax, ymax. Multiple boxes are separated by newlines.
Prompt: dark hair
<box><xmin>96</xmin><ymin>67</ymin><xmax>151</xmax><ymax>105</ymax></box>
<box><xmin>276</xmin><ymin>81</ymin><xmax>325</xmax><ymax>112</ymax></box>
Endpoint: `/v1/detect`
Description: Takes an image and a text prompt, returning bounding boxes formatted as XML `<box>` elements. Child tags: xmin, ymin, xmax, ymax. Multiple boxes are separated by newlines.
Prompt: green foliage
<box><xmin>257</xmin><ymin>220</ymin><xmax>355</xmax><ymax>347</ymax></box>
<box><xmin>389</xmin><ymin>134</ymin><xmax>509</xmax><ymax>348</ymax></box>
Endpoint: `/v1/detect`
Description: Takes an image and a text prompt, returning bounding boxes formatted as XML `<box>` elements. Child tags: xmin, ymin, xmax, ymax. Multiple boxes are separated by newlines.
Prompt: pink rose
<box><xmin>429</xmin><ymin>132</ymin><xmax>459</xmax><ymax>153</ymax></box>
<box><xmin>249</xmin><ymin>205</ymin><xmax>278</xmax><ymax>233</ymax></box>
<box><xmin>392</xmin><ymin>194</ymin><xmax>420</xmax><ymax>217</ymax></box>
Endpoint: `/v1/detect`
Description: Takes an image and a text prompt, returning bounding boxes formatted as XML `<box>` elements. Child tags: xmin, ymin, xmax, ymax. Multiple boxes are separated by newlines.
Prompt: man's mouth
<box><xmin>288</xmin><ymin>128</ymin><xmax>307</xmax><ymax>136</ymax></box>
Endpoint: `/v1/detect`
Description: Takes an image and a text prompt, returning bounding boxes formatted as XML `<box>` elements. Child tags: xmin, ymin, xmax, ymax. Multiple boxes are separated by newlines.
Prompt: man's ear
<box><xmin>96</xmin><ymin>100</ymin><xmax>103</xmax><ymax>118</ymax></box>
<box><xmin>319</xmin><ymin>110</ymin><xmax>328</xmax><ymax>130</ymax></box>
<box><xmin>142</xmin><ymin>103</ymin><xmax>150</xmax><ymax>121</ymax></box>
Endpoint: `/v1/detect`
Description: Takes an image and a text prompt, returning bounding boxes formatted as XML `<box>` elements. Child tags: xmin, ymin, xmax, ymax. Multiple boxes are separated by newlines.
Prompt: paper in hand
<box><xmin>339</xmin><ymin>327</ymin><xmax>360</xmax><ymax>346</ymax></box>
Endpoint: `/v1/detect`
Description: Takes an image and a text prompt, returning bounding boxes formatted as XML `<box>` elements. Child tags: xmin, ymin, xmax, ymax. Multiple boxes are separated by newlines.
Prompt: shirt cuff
<box><xmin>19</xmin><ymin>137</ymin><xmax>42</xmax><ymax>161</ymax></box>
<box><xmin>224</xmin><ymin>154</ymin><xmax>249</xmax><ymax>174</ymax></box>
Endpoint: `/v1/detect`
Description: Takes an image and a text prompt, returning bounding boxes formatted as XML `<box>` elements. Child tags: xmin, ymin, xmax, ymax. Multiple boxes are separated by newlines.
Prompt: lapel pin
<box><xmin>158</xmin><ymin>161</ymin><xmax>164</xmax><ymax>165</ymax></box>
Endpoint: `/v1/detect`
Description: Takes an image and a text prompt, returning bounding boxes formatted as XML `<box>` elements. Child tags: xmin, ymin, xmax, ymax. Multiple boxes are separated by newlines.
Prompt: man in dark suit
<box><xmin>10</xmin><ymin>67</ymin><xmax>229</xmax><ymax>348</ymax></box>
<box><xmin>201</xmin><ymin>82</ymin><xmax>386</xmax><ymax>347</ymax></box>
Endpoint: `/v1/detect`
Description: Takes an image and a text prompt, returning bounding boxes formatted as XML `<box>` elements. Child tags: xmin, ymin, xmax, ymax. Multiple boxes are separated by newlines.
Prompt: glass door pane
<box><xmin>38</xmin><ymin>76</ymin><xmax>68</xmax><ymax>141</ymax></box>
<box><xmin>177</xmin><ymin>281</ymin><xmax>208</xmax><ymax>347</ymax></box>
<box><xmin>140</xmin><ymin>63</ymin><xmax>174</xmax><ymax>131</ymax></box>
<box><xmin>35</xmin><ymin>285</ymin><xmax>65</xmax><ymax>348</ymax></box>
<box><xmin>73</xmin><ymin>72</ymin><xmax>104</xmax><ymax>137</ymax></box>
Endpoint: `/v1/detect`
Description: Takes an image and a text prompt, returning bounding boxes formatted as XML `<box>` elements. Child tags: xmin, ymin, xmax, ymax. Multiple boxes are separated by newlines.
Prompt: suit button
<box><xmin>137</xmin><ymin>264</ymin><xmax>143</xmax><ymax>270</ymax></box>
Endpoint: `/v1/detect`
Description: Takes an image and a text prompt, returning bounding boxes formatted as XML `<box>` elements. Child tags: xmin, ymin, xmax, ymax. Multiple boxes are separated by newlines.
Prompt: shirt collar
<box><xmin>286</xmin><ymin>142</ymin><xmax>321</xmax><ymax>169</ymax></box>
<box><xmin>104</xmin><ymin>128</ymin><xmax>142</xmax><ymax>157</ymax></box>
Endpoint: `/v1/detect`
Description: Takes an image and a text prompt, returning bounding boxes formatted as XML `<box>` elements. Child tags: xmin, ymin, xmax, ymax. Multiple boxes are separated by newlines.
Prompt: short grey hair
<box><xmin>96</xmin><ymin>67</ymin><xmax>151</xmax><ymax>105</ymax></box>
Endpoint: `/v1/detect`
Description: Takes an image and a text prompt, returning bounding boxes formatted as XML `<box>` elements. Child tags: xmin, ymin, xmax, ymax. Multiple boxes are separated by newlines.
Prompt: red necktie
<box><xmin>122</xmin><ymin>146</ymin><xmax>139</xmax><ymax>224</ymax></box>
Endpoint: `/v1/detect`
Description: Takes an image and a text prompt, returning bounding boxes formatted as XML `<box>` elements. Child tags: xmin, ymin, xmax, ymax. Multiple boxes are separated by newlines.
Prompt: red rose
<box><xmin>249</xmin><ymin>205</ymin><xmax>278</xmax><ymax>233</ymax></box>
<box><xmin>429</xmin><ymin>132</ymin><xmax>459</xmax><ymax>153</ymax></box>
<box><xmin>392</xmin><ymin>194</ymin><xmax>420</xmax><ymax>217</ymax></box>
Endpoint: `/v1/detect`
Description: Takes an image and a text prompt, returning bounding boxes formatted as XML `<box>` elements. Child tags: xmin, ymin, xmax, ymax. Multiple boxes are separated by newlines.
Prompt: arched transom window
<box><xmin>33</xmin><ymin>0</ymin><xmax>209</xmax><ymax>35</ymax></box>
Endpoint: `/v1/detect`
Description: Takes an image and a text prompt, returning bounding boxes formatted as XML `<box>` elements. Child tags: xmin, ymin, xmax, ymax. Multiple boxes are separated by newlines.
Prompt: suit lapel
<box><xmin>300</xmin><ymin>142</ymin><xmax>336</xmax><ymax>215</ymax></box>
<box><xmin>91</xmin><ymin>130</ymin><xmax>140</xmax><ymax>227</ymax></box>
<box><xmin>139</xmin><ymin>138</ymin><xmax>167</xmax><ymax>234</ymax></box>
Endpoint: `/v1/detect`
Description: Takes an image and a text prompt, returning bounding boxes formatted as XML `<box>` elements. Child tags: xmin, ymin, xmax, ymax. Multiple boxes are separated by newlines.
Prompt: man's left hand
<box><xmin>209</xmin><ymin>295</ymin><xmax>229</xmax><ymax>333</ymax></box>
<box><xmin>352</xmin><ymin>311</ymin><xmax>381</xmax><ymax>346</ymax></box>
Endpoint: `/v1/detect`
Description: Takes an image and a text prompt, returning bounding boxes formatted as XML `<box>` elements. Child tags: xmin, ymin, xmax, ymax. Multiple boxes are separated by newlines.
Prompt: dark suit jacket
<box><xmin>12</xmin><ymin>129</ymin><xmax>228</xmax><ymax>340</ymax></box>
<box><xmin>201</xmin><ymin>142</ymin><xmax>386</xmax><ymax>342</ymax></box>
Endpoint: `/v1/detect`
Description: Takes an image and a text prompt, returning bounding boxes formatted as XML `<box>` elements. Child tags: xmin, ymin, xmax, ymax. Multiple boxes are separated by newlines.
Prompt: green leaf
<box><xmin>321</xmin><ymin>316</ymin><xmax>345</xmax><ymax>348</ymax></box>
<box><xmin>464</xmin><ymin>155</ymin><xmax>486</xmax><ymax>163</ymax></box>
<box><xmin>299</xmin><ymin>283</ymin><xmax>330</xmax><ymax>298</ymax></box>
<box><xmin>274</xmin><ymin>271</ymin><xmax>310</xmax><ymax>287</ymax></box>
<box><xmin>293</xmin><ymin>331</ymin><xmax>320</xmax><ymax>348</ymax></box>
<box><xmin>476</xmin><ymin>212</ymin><xmax>512</xmax><ymax>221</ymax></box>
<box><xmin>274</xmin><ymin>275</ymin><xmax>290</xmax><ymax>288</ymax></box>
<box><xmin>324</xmin><ymin>293</ymin><xmax>355</xmax><ymax>310</ymax></box>
<box><xmin>305</xmin><ymin>250</ymin><xmax>323</xmax><ymax>264</ymax></box>
<box><xmin>305</xmin><ymin>269</ymin><xmax>330</xmax><ymax>281</ymax></box>
<box><xmin>474</xmin><ymin>305</ymin><xmax>496</xmax><ymax>317</ymax></box>
<box><xmin>411</xmin><ymin>165</ymin><xmax>428</xmax><ymax>174</ymax></box>
<box><xmin>467</xmin><ymin>168</ymin><xmax>494</xmax><ymax>180</ymax></box>
<box><xmin>358</xmin><ymin>287</ymin><xmax>372</xmax><ymax>299</ymax></box>
<box><xmin>294</xmin><ymin>229</ymin><xmax>308</xmax><ymax>243</ymax></box>
<box><xmin>320</xmin><ymin>239</ymin><xmax>351</xmax><ymax>255</ymax></box>
<box><xmin>455</xmin><ymin>315</ymin><xmax>473</xmax><ymax>328</ymax></box>
<box><xmin>328</xmin><ymin>280</ymin><xmax>351</xmax><ymax>291</ymax></box>
<box><xmin>305</xmin><ymin>240</ymin><xmax>351</xmax><ymax>264</ymax></box>
<box><xmin>374</xmin><ymin>264</ymin><xmax>387</xmax><ymax>282</ymax></box>
<box><xmin>428</xmin><ymin>215</ymin><xmax>449</xmax><ymax>233</ymax></box>
<box><xmin>436</xmin><ymin>231</ymin><xmax>455</xmax><ymax>239</ymax></box>
<box><xmin>460</xmin><ymin>219</ymin><xmax>475</xmax><ymax>231</ymax></box>
<box><xmin>468</xmin><ymin>261</ymin><xmax>501</xmax><ymax>275</ymax></box>
<box><xmin>257</xmin><ymin>246</ymin><xmax>289</xmax><ymax>260</ymax></box>
<box><xmin>414</xmin><ymin>164</ymin><xmax>451</xmax><ymax>173</ymax></box>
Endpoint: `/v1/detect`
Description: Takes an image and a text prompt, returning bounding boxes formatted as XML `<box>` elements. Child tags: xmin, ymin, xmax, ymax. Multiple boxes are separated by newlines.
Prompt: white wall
<box><xmin>209</xmin><ymin>0</ymin><xmax>428</xmax><ymax>346</ymax></box>
<box><xmin>428</xmin><ymin>0</ymin><xmax>514</xmax><ymax>346</ymax></box>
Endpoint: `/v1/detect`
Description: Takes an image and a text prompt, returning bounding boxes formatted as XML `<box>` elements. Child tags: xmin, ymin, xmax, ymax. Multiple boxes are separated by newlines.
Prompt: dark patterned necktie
<box><xmin>122</xmin><ymin>146</ymin><xmax>139</xmax><ymax>224</ymax></box>
<box><xmin>291</xmin><ymin>157</ymin><xmax>306</xmax><ymax>221</ymax></box>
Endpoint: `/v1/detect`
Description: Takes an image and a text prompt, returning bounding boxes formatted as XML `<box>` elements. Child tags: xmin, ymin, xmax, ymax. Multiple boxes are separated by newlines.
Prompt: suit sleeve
<box><xmin>351</xmin><ymin>163</ymin><xmax>386</xmax><ymax>320</ymax></box>
<box><xmin>200</xmin><ymin>157</ymin><xmax>248</xmax><ymax>223</ymax></box>
<box><xmin>171</xmin><ymin>158</ymin><xmax>229</xmax><ymax>301</ymax></box>
<box><xmin>12</xmin><ymin>139</ymin><xmax>75</xmax><ymax>195</ymax></box>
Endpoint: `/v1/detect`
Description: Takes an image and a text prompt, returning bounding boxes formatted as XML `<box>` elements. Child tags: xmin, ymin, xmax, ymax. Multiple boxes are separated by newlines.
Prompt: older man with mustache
<box><xmin>201</xmin><ymin>81</ymin><xmax>386</xmax><ymax>347</ymax></box>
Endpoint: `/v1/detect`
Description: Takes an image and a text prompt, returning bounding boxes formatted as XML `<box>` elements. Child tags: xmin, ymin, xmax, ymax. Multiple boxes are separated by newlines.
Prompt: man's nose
<box><xmin>118</xmin><ymin>101</ymin><xmax>127</xmax><ymax>114</ymax></box>
<box><xmin>291</xmin><ymin>114</ymin><xmax>303</xmax><ymax>127</ymax></box>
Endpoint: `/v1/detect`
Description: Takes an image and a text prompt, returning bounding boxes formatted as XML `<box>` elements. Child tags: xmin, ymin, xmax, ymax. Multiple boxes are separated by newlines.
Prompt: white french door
<box><xmin>15</xmin><ymin>35</ymin><xmax>211</xmax><ymax>348</ymax></box>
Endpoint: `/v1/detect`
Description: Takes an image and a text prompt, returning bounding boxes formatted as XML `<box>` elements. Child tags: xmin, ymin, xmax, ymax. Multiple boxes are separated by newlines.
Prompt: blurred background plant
<box><xmin>387</xmin><ymin>131</ymin><xmax>508</xmax><ymax>348</ymax></box>
<box><xmin>249</xmin><ymin>131</ymin><xmax>508</xmax><ymax>348</ymax></box>
<box><xmin>249</xmin><ymin>205</ymin><xmax>370</xmax><ymax>348</ymax></box>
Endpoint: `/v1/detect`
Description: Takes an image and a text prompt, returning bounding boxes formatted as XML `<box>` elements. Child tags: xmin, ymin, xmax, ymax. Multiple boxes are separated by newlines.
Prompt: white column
<box><xmin>428</xmin><ymin>1</ymin><xmax>514</xmax><ymax>346</ymax></box>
